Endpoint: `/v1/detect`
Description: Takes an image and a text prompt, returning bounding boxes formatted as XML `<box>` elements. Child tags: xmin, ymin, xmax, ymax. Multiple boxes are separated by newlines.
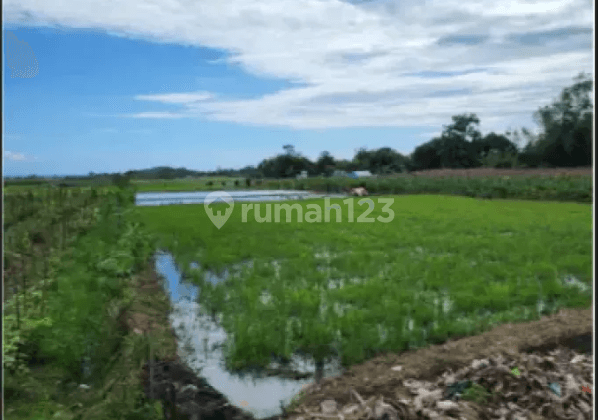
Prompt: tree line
<box><xmin>252</xmin><ymin>74</ymin><xmax>593</xmax><ymax>178</ymax></box>
<box><xmin>7</xmin><ymin>73</ymin><xmax>592</xmax><ymax>184</ymax></box>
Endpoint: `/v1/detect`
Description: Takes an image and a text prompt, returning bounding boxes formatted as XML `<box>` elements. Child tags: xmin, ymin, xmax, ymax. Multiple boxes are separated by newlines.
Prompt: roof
<box><xmin>206</xmin><ymin>197</ymin><xmax>232</xmax><ymax>206</ymax></box>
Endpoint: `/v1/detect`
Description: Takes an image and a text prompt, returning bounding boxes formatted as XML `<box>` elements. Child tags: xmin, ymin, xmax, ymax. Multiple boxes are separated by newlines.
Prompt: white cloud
<box><xmin>124</xmin><ymin>112</ymin><xmax>188</xmax><ymax>119</ymax></box>
<box><xmin>5</xmin><ymin>151</ymin><xmax>32</xmax><ymax>161</ymax></box>
<box><xmin>3</xmin><ymin>0</ymin><xmax>593</xmax><ymax>133</ymax></box>
<box><xmin>134</xmin><ymin>92</ymin><xmax>213</xmax><ymax>104</ymax></box>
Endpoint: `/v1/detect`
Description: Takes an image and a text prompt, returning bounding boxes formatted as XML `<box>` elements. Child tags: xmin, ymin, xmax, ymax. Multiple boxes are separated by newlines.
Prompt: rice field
<box><xmin>135</xmin><ymin>195</ymin><xmax>593</xmax><ymax>371</ymax></box>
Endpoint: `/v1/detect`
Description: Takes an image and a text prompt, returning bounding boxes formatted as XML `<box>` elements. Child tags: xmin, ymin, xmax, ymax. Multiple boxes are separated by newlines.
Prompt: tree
<box><xmin>528</xmin><ymin>73</ymin><xmax>593</xmax><ymax>166</ymax></box>
<box><xmin>475</xmin><ymin>132</ymin><xmax>518</xmax><ymax>157</ymax></box>
<box><xmin>316</xmin><ymin>151</ymin><xmax>336</xmax><ymax>176</ymax></box>
<box><xmin>257</xmin><ymin>147</ymin><xmax>315</xmax><ymax>178</ymax></box>
<box><xmin>410</xmin><ymin>114</ymin><xmax>484</xmax><ymax>170</ymax></box>
<box><xmin>411</xmin><ymin>138</ymin><xmax>442</xmax><ymax>170</ymax></box>
<box><xmin>112</xmin><ymin>173</ymin><xmax>130</xmax><ymax>189</ymax></box>
<box><xmin>437</xmin><ymin>113</ymin><xmax>482</xmax><ymax>168</ymax></box>
<box><xmin>353</xmin><ymin>148</ymin><xmax>370</xmax><ymax>170</ymax></box>
<box><xmin>473</xmin><ymin>132</ymin><xmax>519</xmax><ymax>167</ymax></box>
<box><xmin>283</xmin><ymin>144</ymin><xmax>297</xmax><ymax>156</ymax></box>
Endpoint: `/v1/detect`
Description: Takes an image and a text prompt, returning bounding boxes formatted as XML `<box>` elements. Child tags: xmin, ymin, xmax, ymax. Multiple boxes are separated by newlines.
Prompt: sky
<box><xmin>2</xmin><ymin>0</ymin><xmax>594</xmax><ymax>177</ymax></box>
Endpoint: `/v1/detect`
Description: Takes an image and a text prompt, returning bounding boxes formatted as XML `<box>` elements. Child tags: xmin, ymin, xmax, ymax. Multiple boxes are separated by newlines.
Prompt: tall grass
<box><xmin>3</xmin><ymin>187</ymin><xmax>162</xmax><ymax>419</ymax></box>
<box><xmin>256</xmin><ymin>174</ymin><xmax>593</xmax><ymax>203</ymax></box>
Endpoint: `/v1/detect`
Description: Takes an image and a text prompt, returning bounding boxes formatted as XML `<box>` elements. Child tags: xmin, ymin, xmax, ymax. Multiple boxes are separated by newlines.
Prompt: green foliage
<box><xmin>139</xmin><ymin>195</ymin><xmax>591</xmax><ymax>369</ymax></box>
<box><xmin>461</xmin><ymin>383</ymin><xmax>492</xmax><ymax>404</ymax></box>
<box><xmin>4</xmin><ymin>186</ymin><xmax>159</xmax><ymax>419</ymax></box>
<box><xmin>112</xmin><ymin>173</ymin><xmax>131</xmax><ymax>189</ymax></box>
<box><xmin>412</xmin><ymin>113</ymin><xmax>484</xmax><ymax>170</ymax></box>
<box><xmin>258</xmin><ymin>145</ymin><xmax>316</xmax><ymax>178</ymax></box>
<box><xmin>523</xmin><ymin>73</ymin><xmax>593</xmax><ymax>167</ymax></box>
<box><xmin>295</xmin><ymin>175</ymin><xmax>591</xmax><ymax>202</ymax></box>
<box><xmin>480</xmin><ymin>149</ymin><xmax>519</xmax><ymax>168</ymax></box>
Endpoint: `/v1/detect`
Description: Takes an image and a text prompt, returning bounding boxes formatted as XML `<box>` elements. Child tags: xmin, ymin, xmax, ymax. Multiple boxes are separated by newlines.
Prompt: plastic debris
<box><xmin>549</xmin><ymin>382</ymin><xmax>562</xmax><ymax>397</ymax></box>
<box><xmin>443</xmin><ymin>380</ymin><xmax>472</xmax><ymax>400</ymax></box>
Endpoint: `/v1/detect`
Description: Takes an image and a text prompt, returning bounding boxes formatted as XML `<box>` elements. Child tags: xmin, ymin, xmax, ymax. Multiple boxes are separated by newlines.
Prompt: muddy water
<box><xmin>154</xmin><ymin>252</ymin><xmax>343</xmax><ymax>419</ymax></box>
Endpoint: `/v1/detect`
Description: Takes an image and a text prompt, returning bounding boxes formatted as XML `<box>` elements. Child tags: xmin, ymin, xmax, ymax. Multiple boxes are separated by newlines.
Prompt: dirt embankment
<box><xmin>289</xmin><ymin>308</ymin><xmax>593</xmax><ymax>420</ymax></box>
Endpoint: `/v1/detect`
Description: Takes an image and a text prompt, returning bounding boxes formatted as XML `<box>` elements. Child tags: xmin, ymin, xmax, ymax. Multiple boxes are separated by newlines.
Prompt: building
<box><xmin>331</xmin><ymin>170</ymin><xmax>349</xmax><ymax>178</ymax></box>
<box><xmin>296</xmin><ymin>170</ymin><xmax>308</xmax><ymax>179</ymax></box>
<box><xmin>349</xmin><ymin>170</ymin><xmax>374</xmax><ymax>179</ymax></box>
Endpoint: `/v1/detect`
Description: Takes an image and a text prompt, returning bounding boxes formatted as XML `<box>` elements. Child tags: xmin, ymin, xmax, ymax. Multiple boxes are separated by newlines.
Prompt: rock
<box><xmin>471</xmin><ymin>359</ymin><xmax>489</xmax><ymax>370</ymax></box>
<box><xmin>436</xmin><ymin>400</ymin><xmax>459</xmax><ymax>413</ymax></box>
<box><xmin>577</xmin><ymin>400</ymin><xmax>591</xmax><ymax>414</ymax></box>
<box><xmin>564</xmin><ymin>374</ymin><xmax>579</xmax><ymax>396</ymax></box>
<box><xmin>342</xmin><ymin>404</ymin><xmax>360</xmax><ymax>415</ymax></box>
<box><xmin>441</xmin><ymin>372</ymin><xmax>457</xmax><ymax>386</ymax></box>
<box><xmin>320</xmin><ymin>399</ymin><xmax>337</xmax><ymax>415</ymax></box>
<box><xmin>414</xmin><ymin>389</ymin><xmax>443</xmax><ymax>410</ymax></box>
<box><xmin>458</xmin><ymin>401</ymin><xmax>480</xmax><ymax>420</ymax></box>
<box><xmin>374</xmin><ymin>400</ymin><xmax>399</xmax><ymax>420</ymax></box>
<box><xmin>420</xmin><ymin>408</ymin><xmax>440</xmax><ymax>418</ymax></box>
<box><xmin>350</xmin><ymin>187</ymin><xmax>368</xmax><ymax>197</ymax></box>
<box><xmin>391</xmin><ymin>365</ymin><xmax>402</xmax><ymax>372</ymax></box>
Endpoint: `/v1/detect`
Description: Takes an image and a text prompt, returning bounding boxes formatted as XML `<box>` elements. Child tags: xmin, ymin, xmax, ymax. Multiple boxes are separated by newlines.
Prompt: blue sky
<box><xmin>2</xmin><ymin>0</ymin><xmax>594</xmax><ymax>177</ymax></box>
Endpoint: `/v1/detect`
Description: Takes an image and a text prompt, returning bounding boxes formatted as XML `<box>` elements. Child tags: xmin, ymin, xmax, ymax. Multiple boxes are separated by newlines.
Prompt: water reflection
<box><xmin>154</xmin><ymin>251</ymin><xmax>343</xmax><ymax>419</ymax></box>
<box><xmin>136</xmin><ymin>190</ymin><xmax>339</xmax><ymax>206</ymax></box>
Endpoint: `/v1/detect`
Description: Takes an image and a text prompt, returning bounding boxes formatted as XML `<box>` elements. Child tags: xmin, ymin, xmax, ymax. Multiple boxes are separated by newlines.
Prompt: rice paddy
<box><xmin>135</xmin><ymin>194</ymin><xmax>592</xmax><ymax>371</ymax></box>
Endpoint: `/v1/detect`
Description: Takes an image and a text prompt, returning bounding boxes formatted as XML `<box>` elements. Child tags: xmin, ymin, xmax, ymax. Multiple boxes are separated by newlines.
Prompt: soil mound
<box><xmin>288</xmin><ymin>308</ymin><xmax>593</xmax><ymax>420</ymax></box>
<box><xmin>141</xmin><ymin>358</ymin><xmax>256</xmax><ymax>420</ymax></box>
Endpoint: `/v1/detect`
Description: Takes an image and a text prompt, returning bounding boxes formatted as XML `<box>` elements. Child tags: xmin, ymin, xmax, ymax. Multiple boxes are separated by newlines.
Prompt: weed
<box><xmin>461</xmin><ymin>383</ymin><xmax>492</xmax><ymax>404</ymax></box>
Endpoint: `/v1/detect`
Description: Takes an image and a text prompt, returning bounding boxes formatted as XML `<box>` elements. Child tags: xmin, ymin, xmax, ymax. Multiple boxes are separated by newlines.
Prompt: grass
<box><xmin>270</xmin><ymin>174</ymin><xmax>593</xmax><ymax>203</ymax></box>
<box><xmin>133</xmin><ymin>177</ymin><xmax>246</xmax><ymax>192</ymax></box>
<box><xmin>135</xmin><ymin>194</ymin><xmax>593</xmax><ymax>370</ymax></box>
<box><xmin>128</xmin><ymin>172</ymin><xmax>592</xmax><ymax>203</ymax></box>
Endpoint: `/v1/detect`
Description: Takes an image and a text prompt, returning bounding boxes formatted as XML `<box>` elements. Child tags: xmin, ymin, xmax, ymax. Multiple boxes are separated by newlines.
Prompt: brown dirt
<box><xmin>399</xmin><ymin>167</ymin><xmax>593</xmax><ymax>178</ymax></box>
<box><xmin>122</xmin><ymin>264</ymin><xmax>179</xmax><ymax>343</ymax></box>
<box><xmin>286</xmin><ymin>308</ymin><xmax>593</xmax><ymax>420</ymax></box>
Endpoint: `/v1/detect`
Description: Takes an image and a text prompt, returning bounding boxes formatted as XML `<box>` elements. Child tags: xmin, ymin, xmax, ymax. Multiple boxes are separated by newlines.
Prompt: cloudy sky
<box><xmin>2</xmin><ymin>0</ymin><xmax>594</xmax><ymax>176</ymax></box>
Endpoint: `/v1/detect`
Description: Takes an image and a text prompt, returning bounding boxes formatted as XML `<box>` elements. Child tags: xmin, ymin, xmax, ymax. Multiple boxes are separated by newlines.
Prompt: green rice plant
<box><xmin>137</xmin><ymin>194</ymin><xmax>592</xmax><ymax>369</ymax></box>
